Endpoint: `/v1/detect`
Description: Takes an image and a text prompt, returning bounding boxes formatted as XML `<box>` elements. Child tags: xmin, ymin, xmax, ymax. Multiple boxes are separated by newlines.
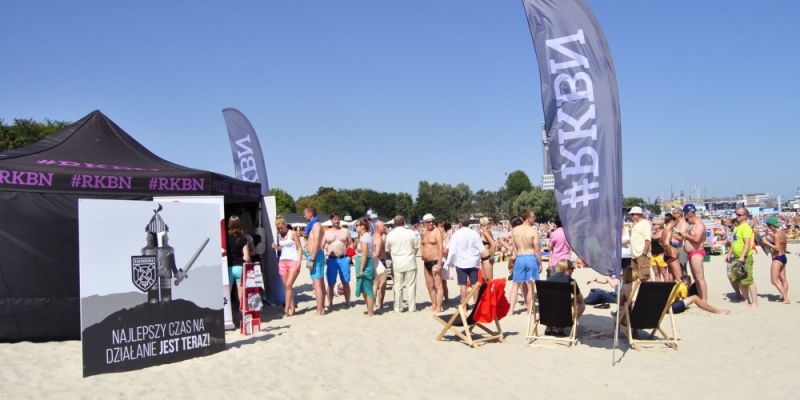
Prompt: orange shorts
<box><xmin>279</xmin><ymin>259</ymin><xmax>300</xmax><ymax>275</ymax></box>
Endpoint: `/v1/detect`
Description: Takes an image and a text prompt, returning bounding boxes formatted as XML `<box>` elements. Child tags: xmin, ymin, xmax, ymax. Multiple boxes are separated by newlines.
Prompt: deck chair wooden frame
<box><xmin>433</xmin><ymin>282</ymin><xmax>504</xmax><ymax>347</ymax></box>
<box><xmin>526</xmin><ymin>280</ymin><xmax>578</xmax><ymax>347</ymax></box>
<box><xmin>620</xmin><ymin>281</ymin><xmax>679</xmax><ymax>351</ymax></box>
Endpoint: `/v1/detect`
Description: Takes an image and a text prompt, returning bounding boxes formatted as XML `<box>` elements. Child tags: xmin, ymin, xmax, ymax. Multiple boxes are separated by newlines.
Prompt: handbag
<box><xmin>730</xmin><ymin>261</ymin><xmax>747</xmax><ymax>280</ymax></box>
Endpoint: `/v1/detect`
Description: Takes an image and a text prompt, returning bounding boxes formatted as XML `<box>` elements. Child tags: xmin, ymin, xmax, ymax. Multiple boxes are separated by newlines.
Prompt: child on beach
<box><xmin>671</xmin><ymin>275</ymin><xmax>730</xmax><ymax>315</ymax></box>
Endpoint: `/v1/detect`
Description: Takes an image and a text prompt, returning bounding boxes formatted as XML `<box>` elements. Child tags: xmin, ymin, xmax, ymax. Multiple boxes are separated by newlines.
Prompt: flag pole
<box><xmin>612</xmin><ymin>283</ymin><xmax>621</xmax><ymax>366</ymax></box>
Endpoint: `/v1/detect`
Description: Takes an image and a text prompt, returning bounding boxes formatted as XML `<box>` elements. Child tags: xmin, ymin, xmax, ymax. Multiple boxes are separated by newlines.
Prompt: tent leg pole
<box><xmin>613</xmin><ymin>285</ymin><xmax>621</xmax><ymax>366</ymax></box>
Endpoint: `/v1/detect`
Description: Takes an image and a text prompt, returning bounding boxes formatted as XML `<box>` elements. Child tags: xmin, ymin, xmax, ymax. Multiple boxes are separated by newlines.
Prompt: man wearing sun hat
<box><xmin>420</xmin><ymin>213</ymin><xmax>444</xmax><ymax>312</ymax></box>
<box><xmin>629</xmin><ymin>206</ymin><xmax>652</xmax><ymax>281</ymax></box>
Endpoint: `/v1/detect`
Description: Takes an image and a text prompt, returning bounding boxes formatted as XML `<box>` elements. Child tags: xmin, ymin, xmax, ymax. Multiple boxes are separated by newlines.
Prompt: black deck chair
<box><xmin>527</xmin><ymin>280</ymin><xmax>578</xmax><ymax>347</ymax></box>
<box><xmin>434</xmin><ymin>282</ymin><xmax>504</xmax><ymax>347</ymax></box>
<box><xmin>621</xmin><ymin>281</ymin><xmax>679</xmax><ymax>350</ymax></box>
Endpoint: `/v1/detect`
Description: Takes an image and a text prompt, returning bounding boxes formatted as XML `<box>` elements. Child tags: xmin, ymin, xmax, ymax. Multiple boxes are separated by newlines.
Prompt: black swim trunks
<box><xmin>424</xmin><ymin>260</ymin><xmax>438</xmax><ymax>271</ymax></box>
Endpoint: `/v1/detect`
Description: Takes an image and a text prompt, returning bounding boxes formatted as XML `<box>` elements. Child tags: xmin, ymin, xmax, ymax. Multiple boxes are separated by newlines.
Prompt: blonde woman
<box><xmin>273</xmin><ymin>216</ymin><xmax>303</xmax><ymax>316</ymax></box>
<box><xmin>479</xmin><ymin>217</ymin><xmax>496</xmax><ymax>281</ymax></box>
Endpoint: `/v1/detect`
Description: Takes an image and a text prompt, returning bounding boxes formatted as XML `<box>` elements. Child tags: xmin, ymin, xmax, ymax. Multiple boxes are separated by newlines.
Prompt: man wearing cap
<box><xmin>385</xmin><ymin>215</ymin><xmax>419</xmax><ymax>312</ymax></box>
<box><xmin>675</xmin><ymin>204</ymin><xmax>709</xmax><ymax>300</ymax></box>
<box><xmin>629</xmin><ymin>207</ymin><xmax>653</xmax><ymax>281</ymax></box>
<box><xmin>420</xmin><ymin>213</ymin><xmax>444</xmax><ymax>312</ymax></box>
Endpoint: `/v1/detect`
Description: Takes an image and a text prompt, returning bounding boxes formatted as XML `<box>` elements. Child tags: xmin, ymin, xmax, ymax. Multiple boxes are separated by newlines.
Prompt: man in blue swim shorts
<box><xmin>323</xmin><ymin>213</ymin><xmax>353</xmax><ymax>308</ymax></box>
<box><xmin>304</xmin><ymin>207</ymin><xmax>327</xmax><ymax>315</ymax></box>
<box><xmin>508</xmin><ymin>210</ymin><xmax>543</xmax><ymax>313</ymax></box>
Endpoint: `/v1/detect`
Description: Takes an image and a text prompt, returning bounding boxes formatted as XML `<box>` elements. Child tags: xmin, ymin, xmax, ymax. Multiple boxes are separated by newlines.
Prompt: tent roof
<box><xmin>279</xmin><ymin>212</ymin><xmax>307</xmax><ymax>226</ymax></box>
<box><xmin>0</xmin><ymin>110</ymin><xmax>260</xmax><ymax>200</ymax></box>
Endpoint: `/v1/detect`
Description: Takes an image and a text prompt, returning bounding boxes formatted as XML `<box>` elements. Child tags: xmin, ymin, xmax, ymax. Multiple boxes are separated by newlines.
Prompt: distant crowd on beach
<box><xmin>223</xmin><ymin>204</ymin><xmax>797</xmax><ymax>327</ymax></box>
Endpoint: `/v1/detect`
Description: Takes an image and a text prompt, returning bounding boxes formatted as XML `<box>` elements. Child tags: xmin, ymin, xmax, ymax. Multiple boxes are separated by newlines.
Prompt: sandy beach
<box><xmin>2</xmin><ymin>244</ymin><xmax>799</xmax><ymax>400</ymax></box>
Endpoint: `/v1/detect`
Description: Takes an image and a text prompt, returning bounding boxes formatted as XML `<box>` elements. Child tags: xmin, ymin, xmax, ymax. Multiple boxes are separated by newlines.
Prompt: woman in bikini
<box><xmin>661</xmin><ymin>214</ymin><xmax>682</xmax><ymax>282</ymax></box>
<box><xmin>479</xmin><ymin>217</ymin><xmax>496</xmax><ymax>281</ymax></box>
<box><xmin>650</xmin><ymin>219</ymin><xmax>669</xmax><ymax>282</ymax></box>
<box><xmin>763</xmin><ymin>216</ymin><xmax>790</xmax><ymax>303</ymax></box>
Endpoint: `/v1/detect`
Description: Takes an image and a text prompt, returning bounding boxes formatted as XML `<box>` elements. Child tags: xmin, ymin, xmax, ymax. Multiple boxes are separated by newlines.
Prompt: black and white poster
<box><xmin>79</xmin><ymin>199</ymin><xmax>225</xmax><ymax>377</ymax></box>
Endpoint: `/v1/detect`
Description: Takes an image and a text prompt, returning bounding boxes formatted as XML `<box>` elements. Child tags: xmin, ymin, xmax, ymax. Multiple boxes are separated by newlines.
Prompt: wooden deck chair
<box><xmin>527</xmin><ymin>280</ymin><xmax>579</xmax><ymax>347</ymax></box>
<box><xmin>434</xmin><ymin>279</ymin><xmax>508</xmax><ymax>347</ymax></box>
<box><xmin>620</xmin><ymin>281</ymin><xmax>679</xmax><ymax>350</ymax></box>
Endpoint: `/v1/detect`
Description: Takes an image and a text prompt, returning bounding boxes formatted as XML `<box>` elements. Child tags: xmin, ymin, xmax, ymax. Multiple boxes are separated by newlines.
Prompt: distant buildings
<box><xmin>660</xmin><ymin>192</ymin><xmax>783</xmax><ymax>215</ymax></box>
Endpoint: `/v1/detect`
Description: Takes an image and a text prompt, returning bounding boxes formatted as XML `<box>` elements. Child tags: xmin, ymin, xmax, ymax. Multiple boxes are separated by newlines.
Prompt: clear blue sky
<box><xmin>2</xmin><ymin>1</ymin><xmax>798</xmax><ymax>202</ymax></box>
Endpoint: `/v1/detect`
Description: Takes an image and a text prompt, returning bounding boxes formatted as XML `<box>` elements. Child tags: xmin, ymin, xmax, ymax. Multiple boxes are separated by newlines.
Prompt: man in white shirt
<box><xmin>385</xmin><ymin>215</ymin><xmax>419</xmax><ymax>312</ymax></box>
<box><xmin>445</xmin><ymin>215</ymin><xmax>483</xmax><ymax>303</ymax></box>
<box><xmin>629</xmin><ymin>206</ymin><xmax>652</xmax><ymax>282</ymax></box>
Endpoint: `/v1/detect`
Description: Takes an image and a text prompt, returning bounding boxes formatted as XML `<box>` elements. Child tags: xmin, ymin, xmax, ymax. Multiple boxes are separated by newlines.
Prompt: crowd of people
<box><xmin>223</xmin><ymin>204</ymin><xmax>795</xmax><ymax>327</ymax></box>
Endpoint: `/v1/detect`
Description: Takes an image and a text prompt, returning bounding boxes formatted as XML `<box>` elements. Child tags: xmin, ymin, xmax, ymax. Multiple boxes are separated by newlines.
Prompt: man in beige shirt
<box><xmin>385</xmin><ymin>215</ymin><xmax>419</xmax><ymax>312</ymax></box>
<box><xmin>629</xmin><ymin>207</ymin><xmax>652</xmax><ymax>281</ymax></box>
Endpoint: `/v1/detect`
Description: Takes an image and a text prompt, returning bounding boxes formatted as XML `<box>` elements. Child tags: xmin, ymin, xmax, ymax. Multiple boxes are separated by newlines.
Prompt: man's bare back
<box><xmin>512</xmin><ymin>224</ymin><xmax>538</xmax><ymax>255</ymax></box>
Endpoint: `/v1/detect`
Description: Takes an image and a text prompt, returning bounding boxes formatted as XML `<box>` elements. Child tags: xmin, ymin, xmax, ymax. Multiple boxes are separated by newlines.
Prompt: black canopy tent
<box><xmin>0</xmin><ymin>110</ymin><xmax>261</xmax><ymax>340</ymax></box>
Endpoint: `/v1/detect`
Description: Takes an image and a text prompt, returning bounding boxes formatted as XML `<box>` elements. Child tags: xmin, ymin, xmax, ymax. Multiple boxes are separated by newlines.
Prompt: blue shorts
<box><xmin>456</xmin><ymin>267</ymin><xmax>479</xmax><ymax>286</ymax></box>
<box><xmin>671</xmin><ymin>300</ymin><xmax>686</xmax><ymax>314</ymax></box>
<box><xmin>326</xmin><ymin>256</ymin><xmax>351</xmax><ymax>284</ymax></box>
<box><xmin>773</xmin><ymin>254</ymin><xmax>787</xmax><ymax>265</ymax></box>
<box><xmin>228</xmin><ymin>265</ymin><xmax>243</xmax><ymax>285</ymax></box>
<box><xmin>310</xmin><ymin>251</ymin><xmax>325</xmax><ymax>280</ymax></box>
<box><xmin>513</xmin><ymin>255</ymin><xmax>539</xmax><ymax>283</ymax></box>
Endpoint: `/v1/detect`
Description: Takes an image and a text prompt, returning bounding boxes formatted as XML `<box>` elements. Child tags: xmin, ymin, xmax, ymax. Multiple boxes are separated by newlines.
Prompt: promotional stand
<box><xmin>239</xmin><ymin>262</ymin><xmax>264</xmax><ymax>335</ymax></box>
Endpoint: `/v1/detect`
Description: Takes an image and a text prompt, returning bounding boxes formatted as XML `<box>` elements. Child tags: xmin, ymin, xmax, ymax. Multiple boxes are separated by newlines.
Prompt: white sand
<box><xmin>2</xmin><ymin>245</ymin><xmax>799</xmax><ymax>399</ymax></box>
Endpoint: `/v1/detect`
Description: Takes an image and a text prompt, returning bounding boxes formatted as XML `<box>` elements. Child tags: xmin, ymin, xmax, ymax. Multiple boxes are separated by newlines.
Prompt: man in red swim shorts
<box><xmin>676</xmin><ymin>204</ymin><xmax>708</xmax><ymax>300</ymax></box>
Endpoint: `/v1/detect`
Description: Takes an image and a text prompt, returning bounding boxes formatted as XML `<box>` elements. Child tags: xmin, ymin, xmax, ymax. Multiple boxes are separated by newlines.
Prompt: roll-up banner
<box><xmin>222</xmin><ymin>108</ymin><xmax>283</xmax><ymax>304</ymax></box>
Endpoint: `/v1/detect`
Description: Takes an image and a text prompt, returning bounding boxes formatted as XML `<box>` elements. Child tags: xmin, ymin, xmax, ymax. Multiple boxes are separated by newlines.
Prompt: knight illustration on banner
<box><xmin>131</xmin><ymin>204</ymin><xmax>210</xmax><ymax>303</ymax></box>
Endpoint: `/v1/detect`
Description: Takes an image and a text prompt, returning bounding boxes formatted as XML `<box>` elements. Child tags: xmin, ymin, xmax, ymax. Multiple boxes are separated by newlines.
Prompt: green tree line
<box><xmin>272</xmin><ymin>169</ymin><xmax>561</xmax><ymax>223</ymax></box>
<box><xmin>0</xmin><ymin>118</ymin><xmax>70</xmax><ymax>152</ymax></box>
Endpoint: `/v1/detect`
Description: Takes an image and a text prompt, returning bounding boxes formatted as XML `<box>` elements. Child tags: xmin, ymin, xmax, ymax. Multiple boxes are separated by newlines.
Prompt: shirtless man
<box><xmin>508</xmin><ymin>210</ymin><xmax>543</xmax><ymax>313</ymax></box>
<box><xmin>675</xmin><ymin>204</ymin><xmax>708</xmax><ymax>300</ymax></box>
<box><xmin>421</xmin><ymin>214</ymin><xmax>444</xmax><ymax>312</ymax></box>
<box><xmin>322</xmin><ymin>212</ymin><xmax>351</xmax><ymax>309</ymax></box>
<box><xmin>303</xmin><ymin>207</ymin><xmax>326</xmax><ymax>315</ymax></box>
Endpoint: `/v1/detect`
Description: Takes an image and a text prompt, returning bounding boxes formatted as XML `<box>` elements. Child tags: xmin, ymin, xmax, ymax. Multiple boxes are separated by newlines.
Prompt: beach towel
<box><xmin>473</xmin><ymin>278</ymin><xmax>510</xmax><ymax>323</ymax></box>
